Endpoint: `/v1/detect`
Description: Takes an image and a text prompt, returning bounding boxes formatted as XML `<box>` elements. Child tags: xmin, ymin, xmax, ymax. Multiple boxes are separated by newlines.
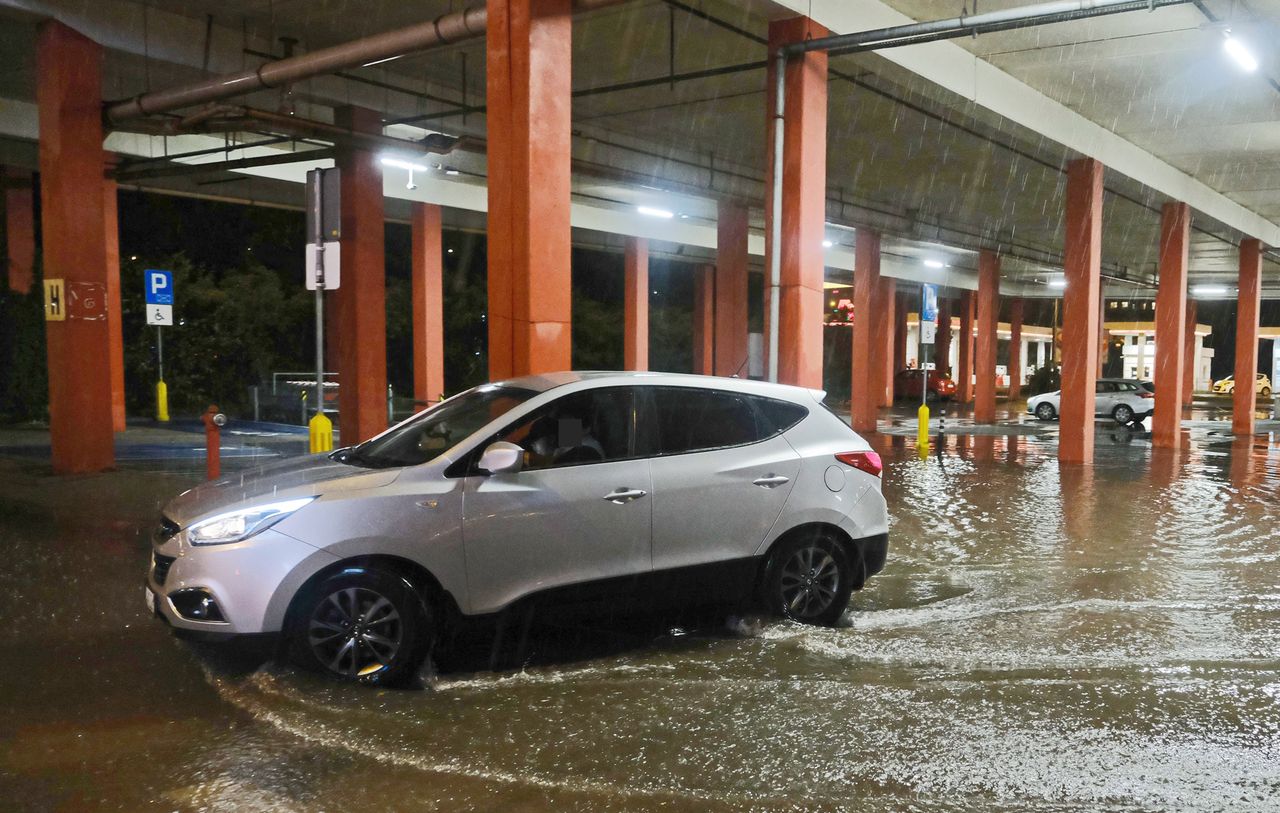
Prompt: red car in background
<box><xmin>893</xmin><ymin>369</ymin><xmax>957</xmax><ymax>402</ymax></box>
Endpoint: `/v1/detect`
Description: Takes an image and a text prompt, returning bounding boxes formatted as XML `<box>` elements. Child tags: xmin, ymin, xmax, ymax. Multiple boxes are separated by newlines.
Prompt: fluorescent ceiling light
<box><xmin>637</xmin><ymin>206</ymin><xmax>674</xmax><ymax>219</ymax></box>
<box><xmin>1223</xmin><ymin>34</ymin><xmax>1259</xmax><ymax>73</ymax></box>
<box><xmin>1193</xmin><ymin>285</ymin><xmax>1230</xmax><ymax>296</ymax></box>
<box><xmin>923</xmin><ymin>259</ymin><xmax>945</xmax><ymax>269</ymax></box>
<box><xmin>380</xmin><ymin>157</ymin><xmax>428</xmax><ymax>171</ymax></box>
<box><xmin>1047</xmin><ymin>279</ymin><xmax>1067</xmax><ymax>289</ymax></box>
<box><xmin>822</xmin><ymin>240</ymin><xmax>834</xmax><ymax>248</ymax></box>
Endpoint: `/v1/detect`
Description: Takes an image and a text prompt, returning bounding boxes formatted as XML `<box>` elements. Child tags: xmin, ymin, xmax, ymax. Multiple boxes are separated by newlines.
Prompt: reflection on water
<box><xmin>3</xmin><ymin>434</ymin><xmax>1280</xmax><ymax>811</ymax></box>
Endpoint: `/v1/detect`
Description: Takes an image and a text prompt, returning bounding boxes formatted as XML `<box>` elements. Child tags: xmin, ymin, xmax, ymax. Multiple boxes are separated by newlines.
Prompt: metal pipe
<box><xmin>106</xmin><ymin>7</ymin><xmax>487</xmax><ymax>123</ymax></box>
<box><xmin>767</xmin><ymin>48</ymin><xmax>785</xmax><ymax>384</ymax></box>
<box><xmin>765</xmin><ymin>0</ymin><xmax>1191</xmax><ymax>384</ymax></box>
<box><xmin>105</xmin><ymin>0</ymin><xmax>625</xmax><ymax>124</ymax></box>
<box><xmin>783</xmin><ymin>0</ymin><xmax>1190</xmax><ymax>57</ymax></box>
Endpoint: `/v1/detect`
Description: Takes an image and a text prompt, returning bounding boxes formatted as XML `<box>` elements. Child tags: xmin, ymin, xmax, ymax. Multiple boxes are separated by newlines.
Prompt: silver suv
<box><xmin>147</xmin><ymin>373</ymin><xmax>890</xmax><ymax>685</ymax></box>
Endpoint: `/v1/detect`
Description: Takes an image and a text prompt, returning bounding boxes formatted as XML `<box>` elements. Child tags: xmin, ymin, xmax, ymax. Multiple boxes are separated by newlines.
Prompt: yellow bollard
<box><xmin>156</xmin><ymin>380</ymin><xmax>169</xmax><ymax>422</ymax></box>
<box><xmin>309</xmin><ymin>411</ymin><xmax>333</xmax><ymax>454</ymax></box>
<box><xmin>916</xmin><ymin>403</ymin><xmax>930</xmax><ymax>453</ymax></box>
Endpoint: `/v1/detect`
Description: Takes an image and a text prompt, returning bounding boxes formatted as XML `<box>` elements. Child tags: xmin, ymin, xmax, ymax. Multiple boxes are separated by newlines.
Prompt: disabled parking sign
<box><xmin>145</xmin><ymin>269</ymin><xmax>174</xmax><ymax>326</ymax></box>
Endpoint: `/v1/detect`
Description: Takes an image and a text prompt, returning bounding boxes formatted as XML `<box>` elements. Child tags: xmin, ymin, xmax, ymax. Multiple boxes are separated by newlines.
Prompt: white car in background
<box><xmin>1027</xmin><ymin>378</ymin><xmax>1154</xmax><ymax>425</ymax></box>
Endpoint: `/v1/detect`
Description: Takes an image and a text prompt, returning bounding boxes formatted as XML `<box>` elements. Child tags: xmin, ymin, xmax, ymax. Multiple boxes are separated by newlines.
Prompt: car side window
<box><xmin>648</xmin><ymin>388</ymin><xmax>790</xmax><ymax>455</ymax></box>
<box><xmin>1096</xmin><ymin>381</ymin><xmax>1116</xmax><ymax>394</ymax></box>
<box><xmin>493</xmin><ymin>387</ymin><xmax>635</xmax><ymax>471</ymax></box>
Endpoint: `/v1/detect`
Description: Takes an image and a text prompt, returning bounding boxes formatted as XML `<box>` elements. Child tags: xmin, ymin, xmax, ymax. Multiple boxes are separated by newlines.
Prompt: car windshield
<box><xmin>335</xmin><ymin>385</ymin><xmax>538</xmax><ymax>469</ymax></box>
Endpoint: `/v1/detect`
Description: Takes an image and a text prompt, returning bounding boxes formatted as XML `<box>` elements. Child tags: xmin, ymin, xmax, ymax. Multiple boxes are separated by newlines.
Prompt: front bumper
<box><xmin>148</xmin><ymin>527</ymin><xmax>337</xmax><ymax>635</ymax></box>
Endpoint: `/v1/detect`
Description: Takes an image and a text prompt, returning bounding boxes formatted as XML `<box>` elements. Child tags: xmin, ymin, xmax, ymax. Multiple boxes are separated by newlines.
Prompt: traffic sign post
<box><xmin>145</xmin><ymin>269</ymin><xmax>175</xmax><ymax>422</ymax></box>
<box><xmin>306</xmin><ymin>168</ymin><xmax>340</xmax><ymax>453</ymax></box>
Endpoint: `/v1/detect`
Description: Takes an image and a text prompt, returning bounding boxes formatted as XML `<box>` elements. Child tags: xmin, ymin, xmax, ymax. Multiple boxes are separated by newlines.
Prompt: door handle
<box><xmin>603</xmin><ymin>488</ymin><xmax>647</xmax><ymax>504</ymax></box>
<box><xmin>752</xmin><ymin>474</ymin><xmax>790</xmax><ymax>488</ymax></box>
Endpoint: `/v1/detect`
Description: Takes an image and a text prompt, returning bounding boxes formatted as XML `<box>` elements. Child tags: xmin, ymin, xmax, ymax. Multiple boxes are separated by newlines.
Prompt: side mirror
<box><xmin>478</xmin><ymin>441</ymin><xmax>523</xmax><ymax>474</ymax></box>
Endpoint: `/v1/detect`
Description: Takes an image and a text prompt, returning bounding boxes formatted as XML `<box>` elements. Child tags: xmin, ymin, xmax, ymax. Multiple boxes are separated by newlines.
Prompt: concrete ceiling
<box><xmin>0</xmin><ymin>0</ymin><xmax>1277</xmax><ymax>300</ymax></box>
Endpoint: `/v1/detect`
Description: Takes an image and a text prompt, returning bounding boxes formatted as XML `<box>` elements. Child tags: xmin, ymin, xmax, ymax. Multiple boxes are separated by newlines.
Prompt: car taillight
<box><xmin>836</xmin><ymin>451</ymin><xmax>882</xmax><ymax>477</ymax></box>
<box><xmin>1139</xmin><ymin>391</ymin><xmax>1154</xmax><ymax>399</ymax></box>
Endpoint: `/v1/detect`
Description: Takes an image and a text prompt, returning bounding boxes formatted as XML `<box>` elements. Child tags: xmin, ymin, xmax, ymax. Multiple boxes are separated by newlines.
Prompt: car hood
<box><xmin>162</xmin><ymin>453</ymin><xmax>402</xmax><ymax>528</ymax></box>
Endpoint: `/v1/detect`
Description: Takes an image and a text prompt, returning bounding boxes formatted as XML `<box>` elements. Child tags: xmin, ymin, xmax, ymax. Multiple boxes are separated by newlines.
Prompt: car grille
<box><xmin>152</xmin><ymin>551</ymin><xmax>176</xmax><ymax>585</ymax></box>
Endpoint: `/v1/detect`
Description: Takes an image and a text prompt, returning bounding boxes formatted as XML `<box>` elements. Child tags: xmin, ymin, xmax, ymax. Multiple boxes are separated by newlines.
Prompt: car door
<box><xmin>459</xmin><ymin>386</ymin><xmax>652</xmax><ymax>615</ymax></box>
<box><xmin>644</xmin><ymin>387</ymin><xmax>802</xmax><ymax>572</ymax></box>
<box><xmin>1094</xmin><ymin>381</ymin><xmax>1116</xmax><ymax>416</ymax></box>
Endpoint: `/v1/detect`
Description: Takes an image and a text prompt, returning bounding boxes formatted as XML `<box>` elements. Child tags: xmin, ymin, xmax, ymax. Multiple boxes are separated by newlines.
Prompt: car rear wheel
<box><xmin>1034</xmin><ymin>402</ymin><xmax>1056</xmax><ymax>421</ymax></box>
<box><xmin>762</xmin><ymin>532</ymin><xmax>856</xmax><ymax>627</ymax></box>
<box><xmin>291</xmin><ymin>569</ymin><xmax>433</xmax><ymax>686</ymax></box>
<box><xmin>1113</xmin><ymin>404</ymin><xmax>1134</xmax><ymax>425</ymax></box>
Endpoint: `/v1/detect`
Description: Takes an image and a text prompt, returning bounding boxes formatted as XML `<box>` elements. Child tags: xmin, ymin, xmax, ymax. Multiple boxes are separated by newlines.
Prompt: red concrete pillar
<box><xmin>36</xmin><ymin>22</ymin><xmax>114</xmax><ymax>473</ymax></box>
<box><xmin>1153</xmin><ymin>202</ymin><xmax>1189</xmax><ymax>449</ymax></box>
<box><xmin>2</xmin><ymin>167</ymin><xmax>35</xmax><ymax>293</ymax></box>
<box><xmin>1182</xmin><ymin>299</ymin><xmax>1197</xmax><ymax>405</ymax></box>
<box><xmin>103</xmin><ymin>169</ymin><xmax>126</xmax><ymax>432</ymax></box>
<box><xmin>412</xmin><ymin>202</ymin><xmax>445</xmax><ymax>407</ymax></box>
<box><xmin>893</xmin><ymin>292</ymin><xmax>908</xmax><ymax>372</ymax></box>
<box><xmin>873</xmin><ymin>278</ymin><xmax>895</xmax><ymax>407</ymax></box>
<box><xmin>974</xmin><ymin>251</ymin><xmax>1000</xmax><ymax>423</ymax></box>
<box><xmin>692</xmin><ymin>264</ymin><xmax>714</xmax><ymax>375</ymax></box>
<box><xmin>624</xmin><ymin>237</ymin><xmax>649</xmax><ymax>371</ymax></box>
<box><xmin>334</xmin><ymin>105</ymin><xmax>387</xmax><ymax>443</ymax></box>
<box><xmin>936</xmin><ymin>298</ymin><xmax>952</xmax><ymax>376</ymax></box>
<box><xmin>850</xmin><ymin>229</ymin><xmax>880</xmax><ymax>431</ymax></box>
<box><xmin>1008</xmin><ymin>297</ymin><xmax>1024</xmax><ymax>401</ymax></box>
<box><xmin>1233</xmin><ymin>238</ymin><xmax>1263</xmax><ymax>436</ymax></box>
<box><xmin>486</xmin><ymin>0</ymin><xmax>572</xmax><ymax>379</ymax></box>
<box><xmin>957</xmin><ymin>291</ymin><xmax>975</xmax><ymax>403</ymax></box>
<box><xmin>765</xmin><ymin>16</ymin><xmax>828</xmax><ymax>388</ymax></box>
<box><xmin>1060</xmin><ymin>158</ymin><xmax>1104</xmax><ymax>464</ymax></box>
<box><xmin>714</xmin><ymin>201</ymin><xmax>749</xmax><ymax>376</ymax></box>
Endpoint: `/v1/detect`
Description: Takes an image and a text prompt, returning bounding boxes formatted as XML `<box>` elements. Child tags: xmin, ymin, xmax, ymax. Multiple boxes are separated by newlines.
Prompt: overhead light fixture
<box><xmin>1223</xmin><ymin>32</ymin><xmax>1259</xmax><ymax>73</ymax></box>
<box><xmin>1193</xmin><ymin>284</ymin><xmax>1230</xmax><ymax>296</ymax></box>
<box><xmin>1048</xmin><ymin>279</ymin><xmax>1067</xmax><ymax>289</ymax></box>
<box><xmin>923</xmin><ymin>259</ymin><xmax>945</xmax><ymax>269</ymax></box>
<box><xmin>381</xmin><ymin>156</ymin><xmax>428</xmax><ymax>190</ymax></box>
<box><xmin>822</xmin><ymin>240</ymin><xmax>834</xmax><ymax>248</ymax></box>
<box><xmin>380</xmin><ymin>157</ymin><xmax>428</xmax><ymax>172</ymax></box>
<box><xmin>637</xmin><ymin>206</ymin><xmax>674</xmax><ymax>219</ymax></box>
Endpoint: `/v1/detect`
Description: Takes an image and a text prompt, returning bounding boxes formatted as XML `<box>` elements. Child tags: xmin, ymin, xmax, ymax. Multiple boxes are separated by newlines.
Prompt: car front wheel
<box><xmin>1034</xmin><ymin>402</ymin><xmax>1057</xmax><ymax>421</ymax></box>
<box><xmin>762</xmin><ymin>532</ymin><xmax>856</xmax><ymax>627</ymax></box>
<box><xmin>291</xmin><ymin>569</ymin><xmax>433</xmax><ymax>686</ymax></box>
<box><xmin>1113</xmin><ymin>404</ymin><xmax>1134</xmax><ymax>424</ymax></box>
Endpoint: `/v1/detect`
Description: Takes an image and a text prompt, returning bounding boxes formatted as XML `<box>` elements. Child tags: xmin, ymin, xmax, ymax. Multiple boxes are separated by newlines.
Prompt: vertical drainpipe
<box><xmin>767</xmin><ymin>47</ymin><xmax>786</xmax><ymax>383</ymax></box>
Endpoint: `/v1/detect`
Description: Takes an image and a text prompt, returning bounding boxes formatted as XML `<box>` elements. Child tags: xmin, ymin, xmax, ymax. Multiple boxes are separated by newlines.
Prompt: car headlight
<box><xmin>184</xmin><ymin>497</ymin><xmax>316</xmax><ymax>546</ymax></box>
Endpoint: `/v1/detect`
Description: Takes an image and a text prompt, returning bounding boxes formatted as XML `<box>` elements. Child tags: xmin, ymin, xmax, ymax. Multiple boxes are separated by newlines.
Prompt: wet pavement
<box><xmin>2</xmin><ymin>409</ymin><xmax>1280</xmax><ymax>811</ymax></box>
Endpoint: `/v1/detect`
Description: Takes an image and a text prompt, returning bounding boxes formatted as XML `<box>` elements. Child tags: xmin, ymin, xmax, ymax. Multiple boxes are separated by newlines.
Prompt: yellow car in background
<box><xmin>1211</xmin><ymin>373</ymin><xmax>1272</xmax><ymax>397</ymax></box>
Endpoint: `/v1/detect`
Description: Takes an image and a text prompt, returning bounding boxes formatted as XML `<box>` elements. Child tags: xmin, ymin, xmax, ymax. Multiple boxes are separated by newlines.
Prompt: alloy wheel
<box><xmin>779</xmin><ymin>546</ymin><xmax>841</xmax><ymax>620</ymax></box>
<box><xmin>308</xmin><ymin>586</ymin><xmax>403</xmax><ymax>677</ymax></box>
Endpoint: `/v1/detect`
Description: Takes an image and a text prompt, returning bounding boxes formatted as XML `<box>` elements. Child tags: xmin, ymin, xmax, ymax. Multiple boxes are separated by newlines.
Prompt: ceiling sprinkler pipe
<box><xmin>104</xmin><ymin>0</ymin><xmax>625</xmax><ymax>125</ymax></box>
<box><xmin>782</xmin><ymin>0</ymin><xmax>1191</xmax><ymax>58</ymax></box>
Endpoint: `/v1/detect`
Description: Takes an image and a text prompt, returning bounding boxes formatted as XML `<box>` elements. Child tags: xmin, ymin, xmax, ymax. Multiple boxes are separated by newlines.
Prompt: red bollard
<box><xmin>202</xmin><ymin>405</ymin><xmax>226</xmax><ymax>480</ymax></box>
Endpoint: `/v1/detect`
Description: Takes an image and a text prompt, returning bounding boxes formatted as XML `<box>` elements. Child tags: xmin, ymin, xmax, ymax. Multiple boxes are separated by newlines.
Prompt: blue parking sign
<box><xmin>145</xmin><ymin>270</ymin><xmax>174</xmax><ymax>305</ymax></box>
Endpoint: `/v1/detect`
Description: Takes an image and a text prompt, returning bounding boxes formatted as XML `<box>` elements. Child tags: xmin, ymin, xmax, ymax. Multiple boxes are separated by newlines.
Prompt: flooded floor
<box><xmin>2</xmin><ymin>424</ymin><xmax>1280</xmax><ymax>811</ymax></box>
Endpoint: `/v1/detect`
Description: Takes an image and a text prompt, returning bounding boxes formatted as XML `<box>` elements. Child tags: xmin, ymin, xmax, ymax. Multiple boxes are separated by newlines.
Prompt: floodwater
<box><xmin>2</xmin><ymin>425</ymin><xmax>1280</xmax><ymax>811</ymax></box>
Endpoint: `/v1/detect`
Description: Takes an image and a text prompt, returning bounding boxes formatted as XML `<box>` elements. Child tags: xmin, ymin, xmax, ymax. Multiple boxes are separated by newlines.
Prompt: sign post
<box><xmin>917</xmin><ymin>284</ymin><xmax>939</xmax><ymax>454</ymax></box>
<box><xmin>145</xmin><ymin>269</ymin><xmax>175</xmax><ymax>422</ymax></box>
<box><xmin>305</xmin><ymin>168</ymin><xmax>340</xmax><ymax>453</ymax></box>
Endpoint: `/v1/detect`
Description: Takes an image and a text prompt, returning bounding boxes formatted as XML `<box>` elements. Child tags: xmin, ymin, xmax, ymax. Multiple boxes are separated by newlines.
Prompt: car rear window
<box><xmin>645</xmin><ymin>388</ymin><xmax>806</xmax><ymax>455</ymax></box>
